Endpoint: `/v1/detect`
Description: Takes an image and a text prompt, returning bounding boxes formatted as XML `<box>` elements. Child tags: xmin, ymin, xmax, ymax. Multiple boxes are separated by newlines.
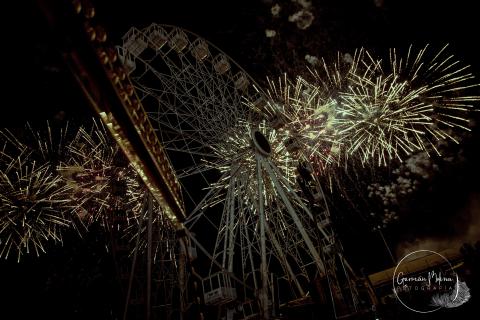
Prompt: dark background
<box><xmin>4</xmin><ymin>0</ymin><xmax>480</xmax><ymax>126</ymax></box>
<box><xmin>1</xmin><ymin>0</ymin><xmax>479</xmax><ymax>319</ymax></box>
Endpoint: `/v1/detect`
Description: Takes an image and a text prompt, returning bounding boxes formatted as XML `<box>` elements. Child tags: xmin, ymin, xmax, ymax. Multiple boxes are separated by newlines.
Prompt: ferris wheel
<box><xmin>118</xmin><ymin>24</ymin><xmax>364</xmax><ymax>319</ymax></box>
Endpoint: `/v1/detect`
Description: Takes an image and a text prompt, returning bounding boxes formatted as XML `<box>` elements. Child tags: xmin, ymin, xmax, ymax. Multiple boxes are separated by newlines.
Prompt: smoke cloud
<box><xmin>396</xmin><ymin>191</ymin><xmax>480</xmax><ymax>258</ymax></box>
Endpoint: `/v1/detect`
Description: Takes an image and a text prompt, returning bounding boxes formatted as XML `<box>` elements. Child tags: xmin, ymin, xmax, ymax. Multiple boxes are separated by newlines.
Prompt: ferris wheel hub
<box><xmin>252</xmin><ymin>130</ymin><xmax>271</xmax><ymax>156</ymax></box>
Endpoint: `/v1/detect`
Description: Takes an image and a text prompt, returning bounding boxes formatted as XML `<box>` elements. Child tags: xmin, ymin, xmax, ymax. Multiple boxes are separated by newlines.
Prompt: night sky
<box><xmin>2</xmin><ymin>0</ymin><xmax>480</xmax><ymax>319</ymax></box>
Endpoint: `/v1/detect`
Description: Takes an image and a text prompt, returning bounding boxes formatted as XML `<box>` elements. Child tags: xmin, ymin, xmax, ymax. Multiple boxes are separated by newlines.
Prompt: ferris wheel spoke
<box><xmin>184</xmin><ymin>171</ymin><xmax>230</xmax><ymax>226</ymax></box>
<box><xmin>261</xmin><ymin>157</ymin><xmax>326</xmax><ymax>275</ymax></box>
<box><xmin>264</xmin><ymin>222</ymin><xmax>306</xmax><ymax>296</ymax></box>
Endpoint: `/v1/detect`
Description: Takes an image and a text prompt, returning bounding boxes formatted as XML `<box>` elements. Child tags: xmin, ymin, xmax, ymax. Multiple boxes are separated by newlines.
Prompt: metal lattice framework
<box><xmin>117</xmin><ymin>24</ymin><xmax>260</xmax><ymax>160</ymax></box>
<box><xmin>121</xmin><ymin>193</ymin><xmax>188</xmax><ymax>320</ymax></box>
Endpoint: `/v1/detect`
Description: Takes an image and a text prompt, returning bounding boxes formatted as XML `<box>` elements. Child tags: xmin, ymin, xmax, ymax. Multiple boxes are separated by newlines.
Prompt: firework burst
<box><xmin>333</xmin><ymin>73</ymin><xmax>433</xmax><ymax>165</ymax></box>
<box><xmin>58</xmin><ymin>120</ymin><xmax>133</xmax><ymax>229</ymax></box>
<box><xmin>0</xmin><ymin>154</ymin><xmax>74</xmax><ymax>262</ymax></box>
<box><xmin>245</xmin><ymin>49</ymin><xmax>383</xmax><ymax>173</ymax></box>
<box><xmin>336</xmin><ymin>44</ymin><xmax>479</xmax><ymax>165</ymax></box>
<box><xmin>0</xmin><ymin>125</ymin><xmax>77</xmax><ymax>261</ymax></box>
<box><xmin>252</xmin><ymin>45</ymin><xmax>479</xmax><ymax>171</ymax></box>
<box><xmin>205</xmin><ymin>120</ymin><xmax>298</xmax><ymax>209</ymax></box>
<box><xmin>388</xmin><ymin>45</ymin><xmax>479</xmax><ymax>150</ymax></box>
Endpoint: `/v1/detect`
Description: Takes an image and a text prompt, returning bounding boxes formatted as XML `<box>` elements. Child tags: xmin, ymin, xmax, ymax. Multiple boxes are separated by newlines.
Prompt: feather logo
<box><xmin>431</xmin><ymin>280</ymin><xmax>471</xmax><ymax>308</ymax></box>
